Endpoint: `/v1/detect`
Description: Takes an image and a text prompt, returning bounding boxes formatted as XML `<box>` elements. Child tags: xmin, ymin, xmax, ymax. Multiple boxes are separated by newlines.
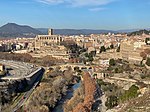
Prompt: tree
<box><xmin>84</xmin><ymin>53</ymin><xmax>89</xmax><ymax>57</ymax></box>
<box><xmin>146</xmin><ymin>58</ymin><xmax>150</xmax><ymax>66</ymax></box>
<box><xmin>64</xmin><ymin>69</ymin><xmax>73</xmax><ymax>83</ymax></box>
<box><xmin>48</xmin><ymin>67</ymin><xmax>54</xmax><ymax>71</ymax></box>
<box><xmin>100</xmin><ymin>46</ymin><xmax>106</xmax><ymax>53</ymax></box>
<box><xmin>115</xmin><ymin>68</ymin><xmax>119</xmax><ymax>73</ymax></box>
<box><xmin>89</xmin><ymin>51</ymin><xmax>96</xmax><ymax>57</ymax></box>
<box><xmin>105</xmin><ymin>95</ymin><xmax>118</xmax><ymax>109</ymax></box>
<box><xmin>0</xmin><ymin>71</ymin><xmax>6</xmax><ymax>77</ymax></box>
<box><xmin>39</xmin><ymin>105</ymin><xmax>49</xmax><ymax>112</ymax></box>
<box><xmin>140</xmin><ymin>52</ymin><xmax>147</xmax><ymax>60</ymax></box>
<box><xmin>145</xmin><ymin>38</ymin><xmax>150</xmax><ymax>45</ymax></box>
<box><xmin>119</xmin><ymin>85</ymin><xmax>139</xmax><ymax>102</ymax></box>
<box><xmin>88</xmin><ymin>56</ymin><xmax>93</xmax><ymax>62</ymax></box>
<box><xmin>74</xmin><ymin>66</ymin><xmax>80</xmax><ymax>72</ymax></box>
<box><xmin>84</xmin><ymin>53</ymin><xmax>94</xmax><ymax>62</ymax></box>
<box><xmin>128</xmin><ymin>85</ymin><xmax>139</xmax><ymax>98</ymax></box>
<box><xmin>144</xmin><ymin>49</ymin><xmax>150</xmax><ymax>54</ymax></box>
<box><xmin>109</xmin><ymin>59</ymin><xmax>116</xmax><ymax>66</ymax></box>
<box><xmin>140</xmin><ymin>49</ymin><xmax>150</xmax><ymax>60</ymax></box>
<box><xmin>93</xmin><ymin>74</ymin><xmax>97</xmax><ymax>79</ymax></box>
<box><xmin>116</xmin><ymin>45</ymin><xmax>120</xmax><ymax>52</ymax></box>
<box><xmin>110</xmin><ymin>44</ymin><xmax>114</xmax><ymax>49</ymax></box>
<box><xmin>96</xmin><ymin>79</ymin><xmax>105</xmax><ymax>86</ymax></box>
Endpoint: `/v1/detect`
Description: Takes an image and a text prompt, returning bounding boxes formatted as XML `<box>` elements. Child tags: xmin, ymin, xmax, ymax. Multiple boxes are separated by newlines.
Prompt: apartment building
<box><xmin>120</xmin><ymin>40</ymin><xmax>145</xmax><ymax>63</ymax></box>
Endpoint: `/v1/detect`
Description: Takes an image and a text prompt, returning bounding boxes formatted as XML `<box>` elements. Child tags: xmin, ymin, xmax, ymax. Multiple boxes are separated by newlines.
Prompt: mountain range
<box><xmin>0</xmin><ymin>23</ymin><xmax>150</xmax><ymax>38</ymax></box>
<box><xmin>0</xmin><ymin>23</ymin><xmax>42</xmax><ymax>38</ymax></box>
<box><xmin>37</xmin><ymin>28</ymin><xmax>116</xmax><ymax>35</ymax></box>
<box><xmin>37</xmin><ymin>28</ymin><xmax>150</xmax><ymax>35</ymax></box>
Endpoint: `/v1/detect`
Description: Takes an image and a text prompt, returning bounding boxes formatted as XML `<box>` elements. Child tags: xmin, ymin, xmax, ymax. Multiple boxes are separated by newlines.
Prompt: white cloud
<box><xmin>37</xmin><ymin>0</ymin><xmax>65</xmax><ymax>4</ymax></box>
<box><xmin>68</xmin><ymin>0</ymin><xmax>114</xmax><ymax>7</ymax></box>
<box><xmin>89</xmin><ymin>7</ymin><xmax>106</xmax><ymax>12</ymax></box>
<box><xmin>36</xmin><ymin>0</ymin><xmax>115</xmax><ymax>7</ymax></box>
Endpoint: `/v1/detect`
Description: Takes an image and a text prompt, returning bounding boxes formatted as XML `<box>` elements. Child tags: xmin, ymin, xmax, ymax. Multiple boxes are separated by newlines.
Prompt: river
<box><xmin>52</xmin><ymin>82</ymin><xmax>81</xmax><ymax>112</ymax></box>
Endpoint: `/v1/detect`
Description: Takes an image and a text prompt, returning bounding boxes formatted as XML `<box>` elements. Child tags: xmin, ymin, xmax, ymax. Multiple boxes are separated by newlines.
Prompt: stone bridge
<box><xmin>51</xmin><ymin>63</ymin><xmax>94</xmax><ymax>71</ymax></box>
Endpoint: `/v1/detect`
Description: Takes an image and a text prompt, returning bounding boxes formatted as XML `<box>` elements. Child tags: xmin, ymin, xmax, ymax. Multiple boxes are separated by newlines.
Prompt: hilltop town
<box><xmin>0</xmin><ymin>26</ymin><xmax>149</xmax><ymax>112</ymax></box>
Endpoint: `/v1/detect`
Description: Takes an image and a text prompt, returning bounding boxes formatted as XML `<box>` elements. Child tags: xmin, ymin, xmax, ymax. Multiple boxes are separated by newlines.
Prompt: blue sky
<box><xmin>0</xmin><ymin>0</ymin><xmax>150</xmax><ymax>30</ymax></box>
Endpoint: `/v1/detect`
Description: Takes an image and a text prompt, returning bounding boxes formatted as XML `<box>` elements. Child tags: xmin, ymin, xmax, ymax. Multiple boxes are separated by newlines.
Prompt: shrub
<box><xmin>146</xmin><ymin>58</ymin><xmax>150</xmax><ymax>66</ymax></box>
<box><xmin>105</xmin><ymin>95</ymin><xmax>118</xmax><ymax>109</ymax></box>
<box><xmin>109</xmin><ymin>59</ymin><xmax>116</xmax><ymax>66</ymax></box>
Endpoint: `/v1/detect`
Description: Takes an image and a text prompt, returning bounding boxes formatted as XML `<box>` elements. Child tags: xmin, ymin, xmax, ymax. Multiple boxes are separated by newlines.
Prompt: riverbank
<box><xmin>52</xmin><ymin>82</ymin><xmax>81</xmax><ymax>112</ymax></box>
<box><xmin>64</xmin><ymin>72</ymin><xmax>102</xmax><ymax>112</ymax></box>
<box><xmin>100</xmin><ymin>94</ymin><xmax>107</xmax><ymax>112</ymax></box>
<box><xmin>24</xmin><ymin>67</ymin><xmax>80</xmax><ymax>112</ymax></box>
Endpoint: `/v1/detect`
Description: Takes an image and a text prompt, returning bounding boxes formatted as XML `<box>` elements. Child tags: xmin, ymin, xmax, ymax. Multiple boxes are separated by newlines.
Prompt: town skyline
<box><xmin>1</xmin><ymin>0</ymin><xmax>150</xmax><ymax>30</ymax></box>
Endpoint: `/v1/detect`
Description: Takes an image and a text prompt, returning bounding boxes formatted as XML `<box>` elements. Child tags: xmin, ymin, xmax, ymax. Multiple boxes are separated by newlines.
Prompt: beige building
<box><xmin>30</xmin><ymin>45</ymin><xmax>69</xmax><ymax>60</ymax></box>
<box><xmin>40</xmin><ymin>45</ymin><xmax>69</xmax><ymax>59</ymax></box>
<box><xmin>32</xmin><ymin>29</ymin><xmax>70</xmax><ymax>60</ymax></box>
<box><xmin>35</xmin><ymin>29</ymin><xmax>63</xmax><ymax>49</ymax></box>
<box><xmin>120</xmin><ymin>41</ymin><xmax>144</xmax><ymax>63</ymax></box>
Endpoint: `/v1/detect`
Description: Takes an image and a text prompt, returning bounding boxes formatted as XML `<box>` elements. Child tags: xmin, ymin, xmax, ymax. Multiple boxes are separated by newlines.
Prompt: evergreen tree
<box><xmin>100</xmin><ymin>46</ymin><xmax>106</xmax><ymax>53</ymax></box>
<box><xmin>109</xmin><ymin>59</ymin><xmax>116</xmax><ymax>66</ymax></box>
<box><xmin>146</xmin><ymin>58</ymin><xmax>150</xmax><ymax>66</ymax></box>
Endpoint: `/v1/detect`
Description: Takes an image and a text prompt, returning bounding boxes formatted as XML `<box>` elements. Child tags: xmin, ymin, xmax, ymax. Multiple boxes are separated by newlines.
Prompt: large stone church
<box><xmin>35</xmin><ymin>29</ymin><xmax>63</xmax><ymax>49</ymax></box>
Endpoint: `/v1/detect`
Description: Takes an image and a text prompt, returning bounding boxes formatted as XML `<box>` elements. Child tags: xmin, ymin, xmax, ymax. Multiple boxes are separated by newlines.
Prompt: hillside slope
<box><xmin>0</xmin><ymin>23</ymin><xmax>42</xmax><ymax>37</ymax></box>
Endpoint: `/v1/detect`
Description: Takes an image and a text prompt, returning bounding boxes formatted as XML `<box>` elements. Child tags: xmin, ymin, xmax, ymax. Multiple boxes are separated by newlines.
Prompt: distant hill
<box><xmin>127</xmin><ymin>29</ymin><xmax>150</xmax><ymax>36</ymax></box>
<box><xmin>1</xmin><ymin>23</ymin><xmax>150</xmax><ymax>38</ymax></box>
<box><xmin>37</xmin><ymin>28</ymin><xmax>150</xmax><ymax>35</ymax></box>
<box><xmin>117</xmin><ymin>29</ymin><xmax>141</xmax><ymax>33</ymax></box>
<box><xmin>118</xmin><ymin>28</ymin><xmax>150</xmax><ymax>33</ymax></box>
<box><xmin>0</xmin><ymin>23</ymin><xmax>42</xmax><ymax>38</ymax></box>
<box><xmin>37</xmin><ymin>28</ymin><xmax>117</xmax><ymax>35</ymax></box>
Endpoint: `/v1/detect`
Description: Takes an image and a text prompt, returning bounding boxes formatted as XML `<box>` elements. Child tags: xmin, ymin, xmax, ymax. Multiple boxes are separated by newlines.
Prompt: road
<box><xmin>0</xmin><ymin>60</ymin><xmax>38</xmax><ymax>80</ymax></box>
<box><xmin>106</xmin><ymin>76</ymin><xmax>150</xmax><ymax>85</ymax></box>
<box><xmin>12</xmin><ymin>81</ymin><xmax>39</xmax><ymax>112</ymax></box>
<box><xmin>108</xmin><ymin>77</ymin><xmax>137</xmax><ymax>83</ymax></box>
<box><xmin>12</xmin><ymin>69</ymin><xmax>44</xmax><ymax>112</ymax></box>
